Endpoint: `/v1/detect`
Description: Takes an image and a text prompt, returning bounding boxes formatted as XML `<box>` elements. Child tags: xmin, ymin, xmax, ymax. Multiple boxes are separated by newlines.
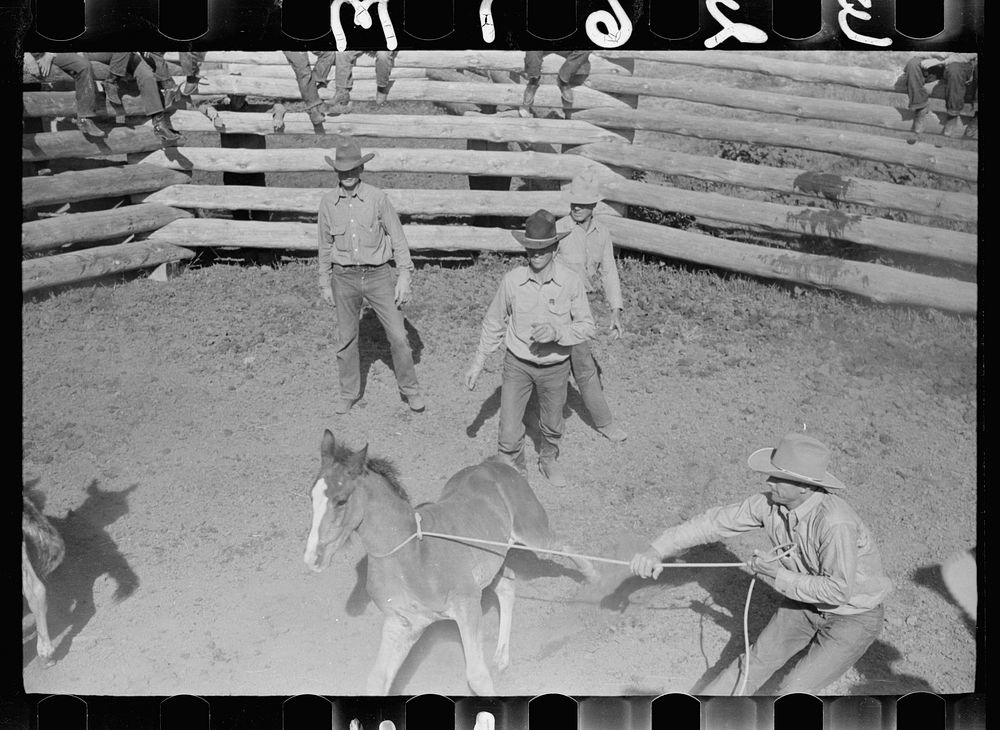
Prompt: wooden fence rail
<box><xmin>584</xmin><ymin>74</ymin><xmax>965</xmax><ymax>136</ymax></box>
<box><xmin>22</xmin><ymin>203</ymin><xmax>191</xmax><ymax>252</ymax></box>
<box><xmin>23</xmin><ymin>164</ymin><xmax>190</xmax><ymax>209</ymax></box>
<box><xmin>162</xmin><ymin>50</ymin><xmax>630</xmax><ymax>76</ymax></box>
<box><xmin>605</xmin><ymin>51</ymin><xmax>970</xmax><ymax>102</ymax></box>
<box><xmin>574</xmin><ymin>108</ymin><xmax>978</xmax><ymax>183</ymax></box>
<box><xmin>21</xmin><ymin>108</ymin><xmax>627</xmax><ymax>148</ymax></box>
<box><xmin>600</xmin><ymin>216</ymin><xmax>975</xmax><ymax>314</ymax></box>
<box><xmin>183</xmin><ymin>76</ymin><xmax>630</xmax><ymax>111</ymax></box>
<box><xmin>22</xmin><ymin>240</ymin><xmax>195</xmax><ymax>293</ymax></box>
<box><xmin>144</xmin><ymin>217</ymin><xmax>976</xmax><ymax>314</ymax></box>
<box><xmin>138</xmin><ymin>179</ymin><xmax>974</xmax><ymax>266</ymax></box>
<box><xmin>141</xmin><ymin>185</ymin><xmax>621</xmax><ymax>219</ymax></box>
<box><xmin>137</xmin><ymin>147</ymin><xmax>608</xmax><ymax>178</ymax></box>
<box><xmin>570</xmin><ymin>142</ymin><xmax>978</xmax><ymax>225</ymax></box>
<box><xmin>595</xmin><ymin>178</ymin><xmax>976</xmax><ymax>265</ymax></box>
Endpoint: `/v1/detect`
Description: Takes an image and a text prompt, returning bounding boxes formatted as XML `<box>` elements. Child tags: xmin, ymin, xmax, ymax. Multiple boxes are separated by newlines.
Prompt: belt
<box><xmin>333</xmin><ymin>262</ymin><xmax>389</xmax><ymax>271</ymax></box>
<box><xmin>507</xmin><ymin>350</ymin><xmax>569</xmax><ymax>369</ymax></box>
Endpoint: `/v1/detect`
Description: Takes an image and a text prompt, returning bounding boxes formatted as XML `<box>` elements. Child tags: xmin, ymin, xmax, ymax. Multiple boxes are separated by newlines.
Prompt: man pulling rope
<box><xmin>629</xmin><ymin>431</ymin><xmax>894</xmax><ymax>695</ymax></box>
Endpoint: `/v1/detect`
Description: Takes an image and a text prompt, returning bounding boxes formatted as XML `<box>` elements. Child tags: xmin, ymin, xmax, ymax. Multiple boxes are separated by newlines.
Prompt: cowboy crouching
<box><xmin>630</xmin><ymin>432</ymin><xmax>893</xmax><ymax>695</ymax></box>
<box><xmin>465</xmin><ymin>210</ymin><xmax>596</xmax><ymax>488</ymax></box>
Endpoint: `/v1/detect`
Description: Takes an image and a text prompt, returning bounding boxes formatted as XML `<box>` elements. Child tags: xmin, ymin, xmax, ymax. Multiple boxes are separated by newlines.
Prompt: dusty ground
<box><xmin>21</xmin><ymin>252</ymin><xmax>977</xmax><ymax>697</ymax></box>
<box><xmin>21</xmin><ymin>50</ymin><xmax>978</xmax><ymax>699</ymax></box>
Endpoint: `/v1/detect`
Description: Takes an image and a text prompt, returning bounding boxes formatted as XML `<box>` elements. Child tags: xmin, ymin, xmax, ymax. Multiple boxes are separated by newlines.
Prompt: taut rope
<box><xmin>364</xmin><ymin>517</ymin><xmax>795</xmax><ymax>695</ymax></box>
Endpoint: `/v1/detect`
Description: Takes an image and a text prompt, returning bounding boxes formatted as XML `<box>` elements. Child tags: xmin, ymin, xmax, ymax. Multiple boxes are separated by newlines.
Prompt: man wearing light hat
<box><xmin>318</xmin><ymin>138</ymin><xmax>425</xmax><ymax>415</ymax></box>
<box><xmin>630</xmin><ymin>432</ymin><xmax>893</xmax><ymax>695</ymax></box>
<box><xmin>555</xmin><ymin>172</ymin><xmax>627</xmax><ymax>443</ymax></box>
<box><xmin>465</xmin><ymin>210</ymin><xmax>595</xmax><ymax>487</ymax></box>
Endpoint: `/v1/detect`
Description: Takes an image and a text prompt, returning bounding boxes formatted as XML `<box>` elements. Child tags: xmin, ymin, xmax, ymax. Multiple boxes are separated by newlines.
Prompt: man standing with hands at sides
<box><xmin>556</xmin><ymin>172</ymin><xmax>627</xmax><ymax>443</ymax></box>
<box><xmin>318</xmin><ymin>138</ymin><xmax>425</xmax><ymax>415</ymax></box>
<box><xmin>465</xmin><ymin>210</ymin><xmax>595</xmax><ymax>487</ymax></box>
<box><xmin>629</xmin><ymin>432</ymin><xmax>893</xmax><ymax>695</ymax></box>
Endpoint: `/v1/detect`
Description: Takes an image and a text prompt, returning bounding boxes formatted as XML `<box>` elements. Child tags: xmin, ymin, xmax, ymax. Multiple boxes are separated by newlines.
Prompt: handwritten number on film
<box><xmin>328</xmin><ymin>0</ymin><xmax>894</xmax><ymax>49</ymax></box>
<box><xmin>331</xmin><ymin>0</ymin><xmax>397</xmax><ymax>51</ymax></box>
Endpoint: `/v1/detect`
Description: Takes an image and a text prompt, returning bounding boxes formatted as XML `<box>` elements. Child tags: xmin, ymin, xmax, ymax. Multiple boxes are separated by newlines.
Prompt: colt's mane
<box><xmin>333</xmin><ymin>444</ymin><xmax>410</xmax><ymax>503</ymax></box>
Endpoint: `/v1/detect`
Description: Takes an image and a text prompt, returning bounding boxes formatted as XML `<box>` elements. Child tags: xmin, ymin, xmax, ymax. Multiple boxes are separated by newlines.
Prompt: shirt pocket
<box><xmin>545</xmin><ymin>294</ymin><xmax>572</xmax><ymax>330</ymax></box>
<box><xmin>327</xmin><ymin>221</ymin><xmax>351</xmax><ymax>252</ymax></box>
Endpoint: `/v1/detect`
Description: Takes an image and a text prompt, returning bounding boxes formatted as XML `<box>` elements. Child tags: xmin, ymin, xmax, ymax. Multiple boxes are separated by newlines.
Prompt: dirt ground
<box><xmin>21</xmin><ymin>250</ymin><xmax>977</xmax><ymax>697</ymax></box>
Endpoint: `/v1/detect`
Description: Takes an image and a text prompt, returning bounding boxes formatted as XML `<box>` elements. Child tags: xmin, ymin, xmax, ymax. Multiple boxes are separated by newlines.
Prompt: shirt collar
<box><xmin>519</xmin><ymin>261</ymin><xmax>565</xmax><ymax>287</ymax></box>
<box><xmin>337</xmin><ymin>182</ymin><xmax>368</xmax><ymax>201</ymax></box>
<box><xmin>790</xmin><ymin>490</ymin><xmax>825</xmax><ymax>520</ymax></box>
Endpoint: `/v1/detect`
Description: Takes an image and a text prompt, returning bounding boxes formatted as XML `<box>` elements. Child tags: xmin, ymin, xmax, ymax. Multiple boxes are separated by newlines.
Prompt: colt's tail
<box><xmin>23</xmin><ymin>493</ymin><xmax>65</xmax><ymax>579</ymax></box>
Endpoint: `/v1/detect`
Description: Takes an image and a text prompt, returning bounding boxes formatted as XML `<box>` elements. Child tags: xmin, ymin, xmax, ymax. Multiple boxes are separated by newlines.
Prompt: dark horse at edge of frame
<box><xmin>303</xmin><ymin>429</ymin><xmax>599</xmax><ymax>695</ymax></box>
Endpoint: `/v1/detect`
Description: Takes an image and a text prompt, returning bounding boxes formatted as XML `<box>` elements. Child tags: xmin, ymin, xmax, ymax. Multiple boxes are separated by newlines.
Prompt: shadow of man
<box><xmin>356</xmin><ymin>307</ymin><xmax>424</xmax><ymax>403</ymax></box>
<box><xmin>24</xmin><ymin>480</ymin><xmax>140</xmax><ymax>668</ymax></box>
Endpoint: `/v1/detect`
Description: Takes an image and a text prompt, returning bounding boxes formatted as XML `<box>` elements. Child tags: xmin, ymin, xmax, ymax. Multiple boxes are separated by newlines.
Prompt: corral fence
<box><xmin>22</xmin><ymin>50</ymin><xmax>977</xmax><ymax>314</ymax></box>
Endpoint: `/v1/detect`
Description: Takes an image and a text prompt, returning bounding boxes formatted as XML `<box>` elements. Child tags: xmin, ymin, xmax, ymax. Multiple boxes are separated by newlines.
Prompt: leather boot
<box><xmin>519</xmin><ymin>79</ymin><xmax>539</xmax><ymax>118</ymax></box>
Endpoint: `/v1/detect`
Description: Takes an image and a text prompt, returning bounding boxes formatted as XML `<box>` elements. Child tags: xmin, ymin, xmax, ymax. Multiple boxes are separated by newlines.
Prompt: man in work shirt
<box><xmin>465</xmin><ymin>210</ymin><xmax>596</xmax><ymax>487</ymax></box>
<box><xmin>318</xmin><ymin>139</ymin><xmax>425</xmax><ymax>415</ymax></box>
<box><xmin>555</xmin><ymin>173</ymin><xmax>627</xmax><ymax>443</ymax></box>
<box><xmin>630</xmin><ymin>432</ymin><xmax>893</xmax><ymax>695</ymax></box>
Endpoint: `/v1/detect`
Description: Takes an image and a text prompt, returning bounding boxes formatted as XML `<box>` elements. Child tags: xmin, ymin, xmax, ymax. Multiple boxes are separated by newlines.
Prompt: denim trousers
<box><xmin>523</xmin><ymin>51</ymin><xmax>591</xmax><ymax>83</ymax></box>
<box><xmin>331</xmin><ymin>264</ymin><xmax>420</xmax><ymax>401</ymax></box>
<box><xmin>700</xmin><ymin>600</ymin><xmax>884</xmax><ymax>696</ymax></box>
<box><xmin>283</xmin><ymin>51</ymin><xmax>335</xmax><ymax>111</ymax></box>
<box><xmin>498</xmin><ymin>350</ymin><xmax>571</xmax><ymax>464</ymax></box>
<box><xmin>336</xmin><ymin>50</ymin><xmax>396</xmax><ymax>92</ymax></box>
<box><xmin>51</xmin><ymin>53</ymin><xmax>98</xmax><ymax>118</ymax></box>
<box><xmin>85</xmin><ymin>52</ymin><xmax>164</xmax><ymax>116</ymax></box>
<box><xmin>570</xmin><ymin>341</ymin><xmax>613</xmax><ymax>430</ymax></box>
<box><xmin>904</xmin><ymin>57</ymin><xmax>976</xmax><ymax>115</ymax></box>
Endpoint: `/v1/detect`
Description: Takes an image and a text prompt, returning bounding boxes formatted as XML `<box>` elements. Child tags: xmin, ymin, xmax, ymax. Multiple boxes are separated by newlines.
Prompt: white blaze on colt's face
<box><xmin>304</xmin><ymin>476</ymin><xmax>332</xmax><ymax>571</ymax></box>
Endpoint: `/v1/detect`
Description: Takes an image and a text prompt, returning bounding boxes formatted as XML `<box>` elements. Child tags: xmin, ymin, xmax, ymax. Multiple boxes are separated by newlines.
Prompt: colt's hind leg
<box><xmin>367</xmin><ymin>614</ymin><xmax>430</xmax><ymax>695</ymax></box>
<box><xmin>22</xmin><ymin>542</ymin><xmax>55</xmax><ymax>666</ymax></box>
<box><xmin>453</xmin><ymin>596</ymin><xmax>495</xmax><ymax>696</ymax></box>
<box><xmin>492</xmin><ymin>568</ymin><xmax>515</xmax><ymax>672</ymax></box>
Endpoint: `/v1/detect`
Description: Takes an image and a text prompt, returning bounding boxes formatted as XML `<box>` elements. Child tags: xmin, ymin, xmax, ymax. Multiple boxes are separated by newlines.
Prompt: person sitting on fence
<box><xmin>177</xmin><ymin>51</ymin><xmax>207</xmax><ymax>97</ymax></box>
<box><xmin>555</xmin><ymin>172</ymin><xmax>627</xmax><ymax>443</ymax></box>
<box><xmin>629</xmin><ymin>431</ymin><xmax>894</xmax><ymax>695</ymax></box>
<box><xmin>326</xmin><ymin>50</ymin><xmax>399</xmax><ymax>115</ymax></box>
<box><xmin>465</xmin><ymin>209</ymin><xmax>596</xmax><ymax>488</ymax></box>
<box><xmin>24</xmin><ymin>52</ymin><xmax>105</xmax><ymax>138</ymax></box>
<box><xmin>280</xmin><ymin>51</ymin><xmax>336</xmax><ymax>127</ymax></box>
<box><xmin>904</xmin><ymin>53</ymin><xmax>978</xmax><ymax>139</ymax></box>
<box><xmin>84</xmin><ymin>52</ymin><xmax>182</xmax><ymax>143</ymax></box>
<box><xmin>519</xmin><ymin>51</ymin><xmax>591</xmax><ymax>118</ymax></box>
<box><xmin>318</xmin><ymin>139</ymin><xmax>426</xmax><ymax>415</ymax></box>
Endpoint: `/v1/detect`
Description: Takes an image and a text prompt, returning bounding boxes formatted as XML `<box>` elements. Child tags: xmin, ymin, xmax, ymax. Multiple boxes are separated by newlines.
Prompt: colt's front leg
<box><xmin>453</xmin><ymin>596</ymin><xmax>495</xmax><ymax>696</ymax></box>
<box><xmin>366</xmin><ymin>614</ymin><xmax>428</xmax><ymax>695</ymax></box>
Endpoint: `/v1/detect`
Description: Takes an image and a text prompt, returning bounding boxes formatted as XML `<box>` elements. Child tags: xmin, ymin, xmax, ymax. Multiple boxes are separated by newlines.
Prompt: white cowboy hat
<box><xmin>747</xmin><ymin>432</ymin><xmax>846</xmax><ymax>490</ymax></box>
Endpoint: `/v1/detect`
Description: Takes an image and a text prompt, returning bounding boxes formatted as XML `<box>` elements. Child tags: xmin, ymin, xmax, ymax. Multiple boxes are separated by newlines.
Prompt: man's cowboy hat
<box><xmin>747</xmin><ymin>432</ymin><xmax>846</xmax><ymax>490</ymax></box>
<box><xmin>324</xmin><ymin>139</ymin><xmax>376</xmax><ymax>171</ymax></box>
<box><xmin>565</xmin><ymin>173</ymin><xmax>602</xmax><ymax>205</ymax></box>
<box><xmin>512</xmin><ymin>209</ymin><xmax>572</xmax><ymax>250</ymax></box>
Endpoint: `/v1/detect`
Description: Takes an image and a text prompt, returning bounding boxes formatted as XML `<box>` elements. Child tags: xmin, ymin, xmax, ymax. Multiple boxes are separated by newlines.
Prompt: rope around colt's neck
<box><xmin>365</xmin><ymin>513</ymin><xmax>795</xmax><ymax>696</ymax></box>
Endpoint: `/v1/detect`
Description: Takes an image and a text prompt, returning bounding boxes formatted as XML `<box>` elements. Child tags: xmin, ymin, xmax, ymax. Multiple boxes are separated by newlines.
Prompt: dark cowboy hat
<box><xmin>747</xmin><ymin>432</ymin><xmax>846</xmax><ymax>490</ymax></box>
<box><xmin>511</xmin><ymin>209</ymin><xmax>572</xmax><ymax>250</ymax></box>
<box><xmin>324</xmin><ymin>139</ymin><xmax>376</xmax><ymax>171</ymax></box>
